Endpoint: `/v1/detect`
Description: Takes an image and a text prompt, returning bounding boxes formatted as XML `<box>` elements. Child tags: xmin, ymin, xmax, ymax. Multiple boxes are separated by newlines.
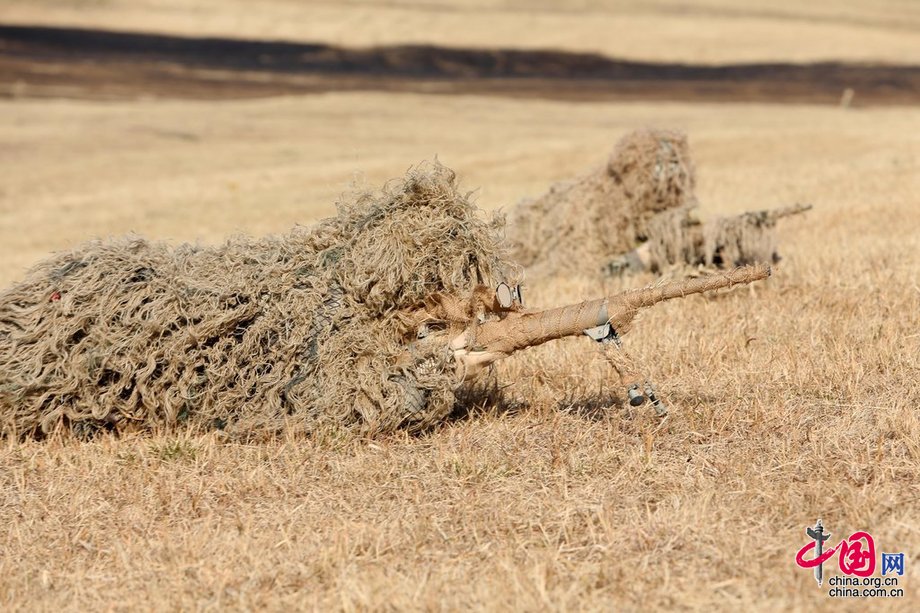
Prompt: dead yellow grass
<box><xmin>3</xmin><ymin>0</ymin><xmax>920</xmax><ymax>592</ymax></box>
<box><xmin>1</xmin><ymin>91</ymin><xmax>918</xmax><ymax>609</ymax></box>
<box><xmin>5</xmin><ymin>0</ymin><xmax>920</xmax><ymax>64</ymax></box>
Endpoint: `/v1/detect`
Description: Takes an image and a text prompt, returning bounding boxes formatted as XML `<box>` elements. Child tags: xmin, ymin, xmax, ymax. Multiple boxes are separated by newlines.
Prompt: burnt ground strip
<box><xmin>2</xmin><ymin>24</ymin><xmax>919</xmax><ymax>104</ymax></box>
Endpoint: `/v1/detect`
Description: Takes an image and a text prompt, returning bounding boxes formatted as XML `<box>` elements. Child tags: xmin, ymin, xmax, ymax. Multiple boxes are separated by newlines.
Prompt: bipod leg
<box><xmin>584</xmin><ymin>322</ymin><xmax>646</xmax><ymax>408</ymax></box>
<box><xmin>601</xmin><ymin>343</ymin><xmax>646</xmax><ymax>407</ymax></box>
<box><xmin>644</xmin><ymin>381</ymin><xmax>668</xmax><ymax>417</ymax></box>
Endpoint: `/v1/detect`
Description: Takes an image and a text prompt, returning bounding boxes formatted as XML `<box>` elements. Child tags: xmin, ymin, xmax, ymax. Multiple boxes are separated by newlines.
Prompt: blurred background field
<box><xmin>5</xmin><ymin>0</ymin><xmax>920</xmax><ymax>64</ymax></box>
<box><xmin>2</xmin><ymin>94</ymin><xmax>917</xmax><ymax>286</ymax></box>
<box><xmin>1</xmin><ymin>1</ymin><xmax>918</xmax><ymax>610</ymax></box>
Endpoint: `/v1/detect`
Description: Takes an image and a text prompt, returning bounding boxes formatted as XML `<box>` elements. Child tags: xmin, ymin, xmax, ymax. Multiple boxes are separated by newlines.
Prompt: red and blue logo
<box><xmin>795</xmin><ymin>518</ymin><xmax>906</xmax><ymax>598</ymax></box>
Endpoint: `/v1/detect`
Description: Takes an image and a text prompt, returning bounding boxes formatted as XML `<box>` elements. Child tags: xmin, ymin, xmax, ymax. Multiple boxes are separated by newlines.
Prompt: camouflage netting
<box><xmin>0</xmin><ymin>162</ymin><xmax>519</xmax><ymax>440</ymax></box>
<box><xmin>508</xmin><ymin>129</ymin><xmax>696</xmax><ymax>277</ymax></box>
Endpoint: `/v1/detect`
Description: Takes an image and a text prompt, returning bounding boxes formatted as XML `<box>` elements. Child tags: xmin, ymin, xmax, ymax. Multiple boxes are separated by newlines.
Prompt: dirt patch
<box><xmin>3</xmin><ymin>24</ymin><xmax>920</xmax><ymax>103</ymax></box>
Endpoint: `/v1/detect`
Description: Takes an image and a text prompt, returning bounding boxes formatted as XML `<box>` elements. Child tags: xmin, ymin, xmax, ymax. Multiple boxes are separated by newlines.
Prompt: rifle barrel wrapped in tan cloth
<box><xmin>445</xmin><ymin>264</ymin><xmax>770</xmax><ymax>379</ymax></box>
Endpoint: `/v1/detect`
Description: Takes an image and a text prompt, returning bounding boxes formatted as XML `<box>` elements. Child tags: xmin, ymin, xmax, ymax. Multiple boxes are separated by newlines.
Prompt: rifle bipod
<box><xmin>584</xmin><ymin>322</ymin><xmax>667</xmax><ymax>416</ymax></box>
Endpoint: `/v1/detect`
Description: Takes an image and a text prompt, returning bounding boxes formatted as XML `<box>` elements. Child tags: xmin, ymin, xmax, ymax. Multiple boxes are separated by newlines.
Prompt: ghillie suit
<box><xmin>509</xmin><ymin>129</ymin><xmax>810</xmax><ymax>278</ymax></box>
<box><xmin>509</xmin><ymin>129</ymin><xmax>696</xmax><ymax>278</ymax></box>
<box><xmin>0</xmin><ymin>162</ymin><xmax>769</xmax><ymax>440</ymax></box>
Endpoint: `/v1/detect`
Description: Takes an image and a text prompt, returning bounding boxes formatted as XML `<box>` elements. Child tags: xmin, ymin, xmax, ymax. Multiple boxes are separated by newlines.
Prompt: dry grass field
<box><xmin>2</xmin><ymin>1</ymin><xmax>920</xmax><ymax>611</ymax></box>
